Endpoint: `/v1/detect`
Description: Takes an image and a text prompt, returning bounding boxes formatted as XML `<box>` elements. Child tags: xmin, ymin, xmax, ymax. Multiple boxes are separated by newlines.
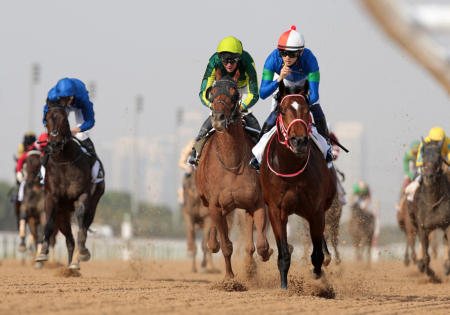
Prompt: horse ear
<box><xmin>232</xmin><ymin>69</ymin><xmax>240</xmax><ymax>83</ymax></box>
<box><xmin>215</xmin><ymin>68</ymin><xmax>223</xmax><ymax>81</ymax></box>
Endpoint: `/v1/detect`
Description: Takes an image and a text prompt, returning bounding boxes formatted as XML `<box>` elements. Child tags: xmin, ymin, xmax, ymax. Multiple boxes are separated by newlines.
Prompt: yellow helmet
<box><xmin>428</xmin><ymin>126</ymin><xmax>445</xmax><ymax>141</ymax></box>
<box><xmin>217</xmin><ymin>36</ymin><xmax>243</xmax><ymax>55</ymax></box>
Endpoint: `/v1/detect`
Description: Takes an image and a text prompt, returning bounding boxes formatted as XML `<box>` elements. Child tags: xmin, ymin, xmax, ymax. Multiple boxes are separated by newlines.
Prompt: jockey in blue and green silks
<box><xmin>249</xmin><ymin>25</ymin><xmax>333</xmax><ymax>170</ymax></box>
<box><xmin>188</xmin><ymin>36</ymin><xmax>261</xmax><ymax>166</ymax></box>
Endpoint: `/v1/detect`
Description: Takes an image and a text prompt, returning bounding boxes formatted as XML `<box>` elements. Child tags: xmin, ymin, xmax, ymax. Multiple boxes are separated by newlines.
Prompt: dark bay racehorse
<box><xmin>349</xmin><ymin>203</ymin><xmax>374</xmax><ymax>262</ymax></box>
<box><xmin>412</xmin><ymin>140</ymin><xmax>450</xmax><ymax>278</ymax></box>
<box><xmin>196</xmin><ymin>69</ymin><xmax>273</xmax><ymax>279</ymax></box>
<box><xmin>35</xmin><ymin>99</ymin><xmax>105</xmax><ymax>270</ymax></box>
<box><xmin>260</xmin><ymin>82</ymin><xmax>336</xmax><ymax>289</ymax></box>
<box><xmin>19</xmin><ymin>152</ymin><xmax>57</xmax><ymax>266</ymax></box>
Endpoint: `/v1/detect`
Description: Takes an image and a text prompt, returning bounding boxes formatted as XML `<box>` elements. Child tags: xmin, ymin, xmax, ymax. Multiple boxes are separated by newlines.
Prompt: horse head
<box><xmin>422</xmin><ymin>139</ymin><xmax>444</xmax><ymax>186</ymax></box>
<box><xmin>208</xmin><ymin>68</ymin><xmax>241</xmax><ymax>132</ymax></box>
<box><xmin>45</xmin><ymin>98</ymin><xmax>72</xmax><ymax>154</ymax></box>
<box><xmin>277</xmin><ymin>81</ymin><xmax>311</xmax><ymax>155</ymax></box>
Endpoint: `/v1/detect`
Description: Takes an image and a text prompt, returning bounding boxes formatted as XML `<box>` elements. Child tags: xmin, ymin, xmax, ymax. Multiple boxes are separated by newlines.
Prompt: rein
<box><xmin>266</xmin><ymin>94</ymin><xmax>312</xmax><ymax>178</ymax></box>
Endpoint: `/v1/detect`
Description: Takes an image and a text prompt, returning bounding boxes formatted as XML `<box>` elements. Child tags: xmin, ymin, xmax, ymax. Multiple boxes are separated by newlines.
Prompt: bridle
<box><xmin>267</xmin><ymin>94</ymin><xmax>312</xmax><ymax>178</ymax></box>
<box><xmin>209</xmin><ymin>78</ymin><xmax>241</xmax><ymax>130</ymax></box>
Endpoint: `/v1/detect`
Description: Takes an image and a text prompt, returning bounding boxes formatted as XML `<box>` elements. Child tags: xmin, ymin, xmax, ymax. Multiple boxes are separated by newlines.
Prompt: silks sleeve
<box><xmin>241</xmin><ymin>61</ymin><xmax>259</xmax><ymax>110</ymax></box>
<box><xmin>199</xmin><ymin>56</ymin><xmax>217</xmax><ymax>108</ymax></box>
<box><xmin>308</xmin><ymin>71</ymin><xmax>320</xmax><ymax>105</ymax></box>
<box><xmin>260</xmin><ymin>68</ymin><xmax>279</xmax><ymax>100</ymax></box>
<box><xmin>78</xmin><ymin>99</ymin><xmax>95</xmax><ymax>132</ymax></box>
<box><xmin>416</xmin><ymin>141</ymin><xmax>424</xmax><ymax>167</ymax></box>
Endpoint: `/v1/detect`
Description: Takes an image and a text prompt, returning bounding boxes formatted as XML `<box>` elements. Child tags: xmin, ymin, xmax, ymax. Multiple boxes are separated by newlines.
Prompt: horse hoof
<box><xmin>404</xmin><ymin>258</ymin><xmax>410</xmax><ymax>266</ymax></box>
<box><xmin>33</xmin><ymin>262</ymin><xmax>44</xmax><ymax>269</ymax></box>
<box><xmin>335</xmin><ymin>258</ymin><xmax>341</xmax><ymax>265</ymax></box>
<box><xmin>35</xmin><ymin>254</ymin><xmax>48</xmax><ymax>262</ymax></box>
<box><xmin>443</xmin><ymin>261</ymin><xmax>450</xmax><ymax>276</ymax></box>
<box><xmin>78</xmin><ymin>249</ymin><xmax>91</xmax><ymax>262</ymax></box>
<box><xmin>312</xmin><ymin>269</ymin><xmax>322</xmax><ymax>280</ymax></box>
<box><xmin>288</xmin><ymin>244</ymin><xmax>294</xmax><ymax>254</ymax></box>
<box><xmin>69</xmin><ymin>263</ymin><xmax>80</xmax><ymax>270</ymax></box>
<box><xmin>260</xmin><ymin>248</ymin><xmax>274</xmax><ymax>262</ymax></box>
<box><xmin>417</xmin><ymin>260</ymin><xmax>425</xmax><ymax>273</ymax></box>
<box><xmin>323</xmin><ymin>255</ymin><xmax>332</xmax><ymax>267</ymax></box>
<box><xmin>18</xmin><ymin>244</ymin><xmax>26</xmax><ymax>253</ymax></box>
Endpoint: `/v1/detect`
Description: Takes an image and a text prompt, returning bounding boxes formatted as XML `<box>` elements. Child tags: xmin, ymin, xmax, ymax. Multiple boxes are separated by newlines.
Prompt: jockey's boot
<box><xmin>315</xmin><ymin>116</ymin><xmax>334</xmax><ymax>163</ymax></box>
<box><xmin>40</xmin><ymin>149</ymin><xmax>49</xmax><ymax>166</ymax></box>
<box><xmin>80</xmin><ymin>138</ymin><xmax>97</xmax><ymax>158</ymax></box>
<box><xmin>188</xmin><ymin>118</ymin><xmax>212</xmax><ymax>166</ymax></box>
<box><xmin>242</xmin><ymin>112</ymin><xmax>261</xmax><ymax>143</ymax></box>
<box><xmin>249</xmin><ymin>122</ymin><xmax>274</xmax><ymax>171</ymax></box>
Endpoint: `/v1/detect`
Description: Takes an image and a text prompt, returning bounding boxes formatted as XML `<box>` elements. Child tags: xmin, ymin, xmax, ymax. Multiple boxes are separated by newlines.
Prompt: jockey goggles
<box><xmin>220</xmin><ymin>53</ymin><xmax>240</xmax><ymax>65</ymax></box>
<box><xmin>279</xmin><ymin>49</ymin><xmax>302</xmax><ymax>58</ymax></box>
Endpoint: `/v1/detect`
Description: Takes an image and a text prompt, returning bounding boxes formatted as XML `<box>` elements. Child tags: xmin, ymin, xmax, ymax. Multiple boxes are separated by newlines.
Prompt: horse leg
<box><xmin>309</xmin><ymin>216</ymin><xmax>325</xmax><ymax>279</ymax></box>
<box><xmin>430</xmin><ymin>230</ymin><xmax>438</xmax><ymax>260</ymax></box>
<box><xmin>183</xmin><ymin>212</ymin><xmax>197</xmax><ymax>272</ymax></box>
<box><xmin>444</xmin><ymin>226</ymin><xmax>450</xmax><ymax>276</ymax></box>
<box><xmin>404</xmin><ymin>235</ymin><xmax>410</xmax><ymax>266</ymax></box>
<box><xmin>58</xmin><ymin>213</ymin><xmax>76</xmax><ymax>268</ymax></box>
<box><xmin>322</xmin><ymin>238</ymin><xmax>332</xmax><ymax>267</ymax></box>
<box><xmin>202</xmin><ymin>216</ymin><xmax>217</xmax><ymax>272</ymax></box>
<box><xmin>199</xmin><ymin>220</ymin><xmax>208</xmax><ymax>273</ymax></box>
<box><xmin>49</xmin><ymin>231</ymin><xmax>57</xmax><ymax>263</ymax></box>
<box><xmin>267</xmin><ymin>205</ymin><xmax>290</xmax><ymax>289</ymax></box>
<box><xmin>244</xmin><ymin>211</ymin><xmax>256</xmax><ymax>278</ymax></box>
<box><xmin>18</xmin><ymin>206</ymin><xmax>27</xmax><ymax>252</ymax></box>
<box><xmin>207</xmin><ymin>224</ymin><xmax>220</xmax><ymax>254</ymax></box>
<box><xmin>74</xmin><ymin>193</ymin><xmax>91</xmax><ymax>262</ymax></box>
<box><xmin>253</xmin><ymin>206</ymin><xmax>273</xmax><ymax>262</ymax></box>
<box><xmin>35</xmin><ymin>195</ymin><xmax>56</xmax><ymax>262</ymax></box>
<box><xmin>417</xmin><ymin>228</ymin><xmax>434</xmax><ymax>277</ymax></box>
<box><xmin>211</xmin><ymin>209</ymin><xmax>234</xmax><ymax>279</ymax></box>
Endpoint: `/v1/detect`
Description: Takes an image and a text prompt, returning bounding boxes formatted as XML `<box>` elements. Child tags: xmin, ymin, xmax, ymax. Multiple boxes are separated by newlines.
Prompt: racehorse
<box><xmin>397</xmin><ymin>192</ymin><xmax>418</xmax><ymax>266</ymax></box>
<box><xmin>196</xmin><ymin>69</ymin><xmax>273</xmax><ymax>279</ymax></box>
<box><xmin>19</xmin><ymin>152</ymin><xmax>57</xmax><ymax>267</ymax></box>
<box><xmin>349</xmin><ymin>203</ymin><xmax>374</xmax><ymax>262</ymax></box>
<box><xmin>181</xmin><ymin>171</ymin><xmax>216</xmax><ymax>273</ymax></box>
<box><xmin>411</xmin><ymin>140</ymin><xmax>450</xmax><ymax>278</ymax></box>
<box><xmin>35</xmin><ymin>98</ymin><xmax>105</xmax><ymax>270</ymax></box>
<box><xmin>259</xmin><ymin>81</ymin><xmax>336</xmax><ymax>289</ymax></box>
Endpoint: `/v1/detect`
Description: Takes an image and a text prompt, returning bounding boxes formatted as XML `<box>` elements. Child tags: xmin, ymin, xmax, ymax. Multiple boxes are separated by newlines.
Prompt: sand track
<box><xmin>1</xmin><ymin>258</ymin><xmax>449</xmax><ymax>314</ymax></box>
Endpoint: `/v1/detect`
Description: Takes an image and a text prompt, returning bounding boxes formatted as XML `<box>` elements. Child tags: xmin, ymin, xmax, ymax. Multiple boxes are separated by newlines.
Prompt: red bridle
<box><xmin>267</xmin><ymin>94</ymin><xmax>312</xmax><ymax>178</ymax></box>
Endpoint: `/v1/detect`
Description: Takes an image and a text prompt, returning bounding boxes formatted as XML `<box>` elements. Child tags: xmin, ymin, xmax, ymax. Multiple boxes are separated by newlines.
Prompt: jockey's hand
<box><xmin>277</xmin><ymin>64</ymin><xmax>291</xmax><ymax>82</ymax></box>
<box><xmin>71</xmin><ymin>127</ymin><xmax>81</xmax><ymax>136</ymax></box>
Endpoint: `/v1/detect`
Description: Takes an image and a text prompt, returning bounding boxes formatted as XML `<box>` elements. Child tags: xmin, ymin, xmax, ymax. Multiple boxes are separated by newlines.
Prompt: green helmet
<box><xmin>217</xmin><ymin>36</ymin><xmax>243</xmax><ymax>55</ymax></box>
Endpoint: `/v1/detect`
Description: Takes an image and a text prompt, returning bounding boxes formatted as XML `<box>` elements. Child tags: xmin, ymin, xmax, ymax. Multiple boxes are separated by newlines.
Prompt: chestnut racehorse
<box><xmin>196</xmin><ymin>69</ymin><xmax>273</xmax><ymax>279</ymax></box>
<box><xmin>35</xmin><ymin>99</ymin><xmax>105</xmax><ymax>270</ymax></box>
<box><xmin>260</xmin><ymin>82</ymin><xmax>336</xmax><ymax>289</ymax></box>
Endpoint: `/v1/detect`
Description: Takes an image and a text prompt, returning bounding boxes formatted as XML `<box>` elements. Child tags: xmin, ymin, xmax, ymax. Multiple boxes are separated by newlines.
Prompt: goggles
<box><xmin>279</xmin><ymin>49</ymin><xmax>301</xmax><ymax>58</ymax></box>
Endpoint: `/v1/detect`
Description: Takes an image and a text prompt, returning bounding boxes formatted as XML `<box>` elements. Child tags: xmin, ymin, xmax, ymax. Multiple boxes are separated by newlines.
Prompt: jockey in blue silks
<box><xmin>42</xmin><ymin>78</ymin><xmax>97</xmax><ymax>164</ymax></box>
<box><xmin>250</xmin><ymin>25</ymin><xmax>333</xmax><ymax>170</ymax></box>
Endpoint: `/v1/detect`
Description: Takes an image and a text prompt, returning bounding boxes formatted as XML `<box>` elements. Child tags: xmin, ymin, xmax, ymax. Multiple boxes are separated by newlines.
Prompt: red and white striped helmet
<box><xmin>277</xmin><ymin>25</ymin><xmax>305</xmax><ymax>51</ymax></box>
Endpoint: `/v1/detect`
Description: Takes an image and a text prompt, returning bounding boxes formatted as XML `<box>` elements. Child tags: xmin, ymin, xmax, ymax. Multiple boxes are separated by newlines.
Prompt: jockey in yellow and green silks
<box><xmin>189</xmin><ymin>36</ymin><xmax>261</xmax><ymax>166</ymax></box>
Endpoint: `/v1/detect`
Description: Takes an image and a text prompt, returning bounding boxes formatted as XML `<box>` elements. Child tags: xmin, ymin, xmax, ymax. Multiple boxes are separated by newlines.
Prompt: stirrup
<box><xmin>249</xmin><ymin>156</ymin><xmax>260</xmax><ymax>171</ymax></box>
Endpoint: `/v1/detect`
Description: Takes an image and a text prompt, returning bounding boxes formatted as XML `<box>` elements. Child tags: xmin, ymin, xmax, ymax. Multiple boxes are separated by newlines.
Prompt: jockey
<box><xmin>42</xmin><ymin>78</ymin><xmax>97</xmax><ymax>165</ymax></box>
<box><xmin>188</xmin><ymin>36</ymin><xmax>261</xmax><ymax>165</ymax></box>
<box><xmin>351</xmin><ymin>181</ymin><xmax>371</xmax><ymax>211</ymax></box>
<box><xmin>15</xmin><ymin>132</ymin><xmax>48</xmax><ymax>203</ymax></box>
<box><xmin>250</xmin><ymin>26</ymin><xmax>333</xmax><ymax>170</ymax></box>
<box><xmin>15</xmin><ymin>131</ymin><xmax>36</xmax><ymax>162</ymax></box>
<box><xmin>405</xmin><ymin>126</ymin><xmax>450</xmax><ymax>201</ymax></box>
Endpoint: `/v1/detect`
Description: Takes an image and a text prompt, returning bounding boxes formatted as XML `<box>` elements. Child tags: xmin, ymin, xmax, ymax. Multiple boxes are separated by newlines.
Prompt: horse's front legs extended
<box><xmin>309</xmin><ymin>215</ymin><xmax>325</xmax><ymax>279</ymax></box>
<box><xmin>210</xmin><ymin>208</ymin><xmax>234</xmax><ymax>279</ymax></box>
<box><xmin>268</xmin><ymin>204</ymin><xmax>290</xmax><ymax>289</ymax></box>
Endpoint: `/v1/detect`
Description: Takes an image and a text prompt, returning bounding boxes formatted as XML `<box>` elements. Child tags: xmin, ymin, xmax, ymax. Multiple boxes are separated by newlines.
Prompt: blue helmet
<box><xmin>55</xmin><ymin>78</ymin><xmax>76</xmax><ymax>98</ymax></box>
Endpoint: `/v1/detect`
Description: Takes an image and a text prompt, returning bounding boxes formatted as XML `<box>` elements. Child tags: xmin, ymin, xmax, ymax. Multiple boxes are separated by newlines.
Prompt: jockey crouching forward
<box><xmin>250</xmin><ymin>25</ymin><xmax>333</xmax><ymax>170</ymax></box>
<box><xmin>405</xmin><ymin>126</ymin><xmax>450</xmax><ymax>201</ymax></box>
<box><xmin>188</xmin><ymin>36</ymin><xmax>261</xmax><ymax>165</ymax></box>
<box><xmin>41</xmin><ymin>78</ymin><xmax>103</xmax><ymax>181</ymax></box>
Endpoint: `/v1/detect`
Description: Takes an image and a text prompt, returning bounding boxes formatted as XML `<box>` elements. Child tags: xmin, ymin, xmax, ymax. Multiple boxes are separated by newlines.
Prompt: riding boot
<box><xmin>40</xmin><ymin>149</ymin><xmax>49</xmax><ymax>167</ymax></box>
<box><xmin>188</xmin><ymin>117</ymin><xmax>212</xmax><ymax>166</ymax></box>
<box><xmin>314</xmin><ymin>116</ymin><xmax>334</xmax><ymax>163</ymax></box>
<box><xmin>242</xmin><ymin>112</ymin><xmax>261</xmax><ymax>143</ymax></box>
<box><xmin>80</xmin><ymin>138</ymin><xmax>97</xmax><ymax>158</ymax></box>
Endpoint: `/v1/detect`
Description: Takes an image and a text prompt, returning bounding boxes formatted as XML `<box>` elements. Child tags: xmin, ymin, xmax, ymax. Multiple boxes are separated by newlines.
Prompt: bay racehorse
<box><xmin>196</xmin><ymin>69</ymin><xmax>273</xmax><ymax>279</ymax></box>
<box><xmin>411</xmin><ymin>140</ymin><xmax>450</xmax><ymax>278</ymax></box>
<box><xmin>259</xmin><ymin>82</ymin><xmax>336</xmax><ymax>289</ymax></box>
<box><xmin>181</xmin><ymin>171</ymin><xmax>216</xmax><ymax>273</ymax></box>
<box><xmin>35</xmin><ymin>98</ymin><xmax>105</xmax><ymax>270</ymax></box>
<box><xmin>349</xmin><ymin>203</ymin><xmax>374</xmax><ymax>262</ymax></box>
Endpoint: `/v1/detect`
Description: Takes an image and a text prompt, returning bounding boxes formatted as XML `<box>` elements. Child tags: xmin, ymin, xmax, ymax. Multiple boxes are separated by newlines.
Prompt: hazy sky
<box><xmin>0</xmin><ymin>0</ymin><xmax>448</xmax><ymax>226</ymax></box>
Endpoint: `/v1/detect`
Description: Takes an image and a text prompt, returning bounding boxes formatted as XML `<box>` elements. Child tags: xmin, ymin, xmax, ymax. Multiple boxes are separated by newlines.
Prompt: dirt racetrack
<box><xmin>1</xmin><ymin>256</ymin><xmax>449</xmax><ymax>315</ymax></box>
